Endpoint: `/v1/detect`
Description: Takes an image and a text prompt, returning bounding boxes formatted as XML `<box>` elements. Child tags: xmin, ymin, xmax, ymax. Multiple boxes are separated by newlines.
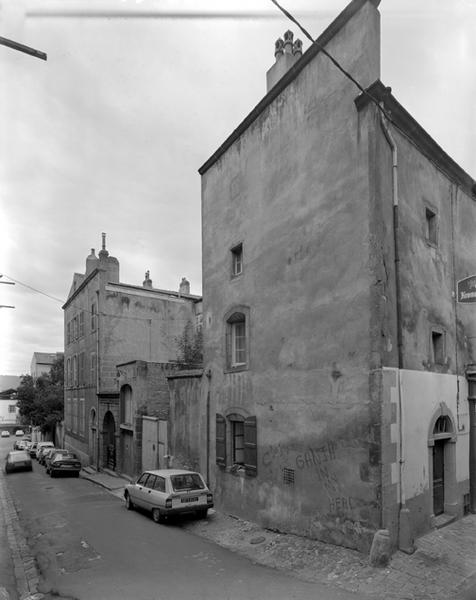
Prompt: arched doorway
<box><xmin>428</xmin><ymin>409</ymin><xmax>457</xmax><ymax>519</ymax></box>
<box><xmin>89</xmin><ymin>408</ymin><xmax>97</xmax><ymax>467</ymax></box>
<box><xmin>103</xmin><ymin>410</ymin><xmax>116</xmax><ymax>470</ymax></box>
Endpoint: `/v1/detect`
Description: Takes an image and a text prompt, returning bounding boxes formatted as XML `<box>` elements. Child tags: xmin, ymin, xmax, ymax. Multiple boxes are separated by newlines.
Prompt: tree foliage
<box><xmin>175</xmin><ymin>321</ymin><xmax>203</xmax><ymax>366</ymax></box>
<box><xmin>16</xmin><ymin>356</ymin><xmax>64</xmax><ymax>434</ymax></box>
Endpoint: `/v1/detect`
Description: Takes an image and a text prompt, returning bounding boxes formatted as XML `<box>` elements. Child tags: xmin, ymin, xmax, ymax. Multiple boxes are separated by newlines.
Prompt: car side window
<box><xmin>154</xmin><ymin>477</ymin><xmax>166</xmax><ymax>492</ymax></box>
<box><xmin>145</xmin><ymin>475</ymin><xmax>157</xmax><ymax>489</ymax></box>
<box><xmin>137</xmin><ymin>473</ymin><xmax>149</xmax><ymax>486</ymax></box>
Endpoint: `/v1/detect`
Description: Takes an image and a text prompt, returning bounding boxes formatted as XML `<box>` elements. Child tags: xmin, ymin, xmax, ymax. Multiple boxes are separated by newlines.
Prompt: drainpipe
<box><xmin>466</xmin><ymin>368</ymin><xmax>476</xmax><ymax>512</ymax></box>
<box><xmin>96</xmin><ymin>289</ymin><xmax>100</xmax><ymax>472</ymax></box>
<box><xmin>379</xmin><ymin>106</ymin><xmax>413</xmax><ymax>553</ymax></box>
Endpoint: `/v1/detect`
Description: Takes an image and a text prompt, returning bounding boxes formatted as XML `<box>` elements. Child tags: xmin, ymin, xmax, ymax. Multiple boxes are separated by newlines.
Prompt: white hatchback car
<box><xmin>124</xmin><ymin>469</ymin><xmax>213</xmax><ymax>523</ymax></box>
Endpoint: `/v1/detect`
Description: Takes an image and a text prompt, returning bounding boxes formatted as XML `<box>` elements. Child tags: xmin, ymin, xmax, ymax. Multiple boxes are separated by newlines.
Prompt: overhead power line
<box><xmin>0</xmin><ymin>36</ymin><xmax>47</xmax><ymax>60</ymax></box>
<box><xmin>269</xmin><ymin>0</ymin><xmax>392</xmax><ymax>121</ymax></box>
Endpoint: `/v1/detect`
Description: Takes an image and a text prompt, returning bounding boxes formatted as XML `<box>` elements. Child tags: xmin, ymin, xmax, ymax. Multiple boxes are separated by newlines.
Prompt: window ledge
<box><xmin>224</xmin><ymin>364</ymin><xmax>248</xmax><ymax>374</ymax></box>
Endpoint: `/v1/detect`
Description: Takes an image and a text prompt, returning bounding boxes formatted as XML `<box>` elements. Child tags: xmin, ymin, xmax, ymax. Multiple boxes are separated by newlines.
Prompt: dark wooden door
<box><xmin>433</xmin><ymin>441</ymin><xmax>445</xmax><ymax>516</ymax></box>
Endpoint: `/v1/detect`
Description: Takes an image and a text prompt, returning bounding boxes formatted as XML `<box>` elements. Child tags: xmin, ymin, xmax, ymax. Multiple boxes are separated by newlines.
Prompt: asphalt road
<box><xmin>1</xmin><ymin>437</ymin><xmax>371</xmax><ymax>600</ymax></box>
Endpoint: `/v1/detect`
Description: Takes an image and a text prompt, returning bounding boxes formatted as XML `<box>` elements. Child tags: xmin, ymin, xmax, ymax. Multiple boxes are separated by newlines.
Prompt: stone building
<box><xmin>62</xmin><ymin>234</ymin><xmax>202</xmax><ymax>473</ymax></box>
<box><xmin>30</xmin><ymin>352</ymin><xmax>63</xmax><ymax>379</ymax></box>
<box><xmin>199</xmin><ymin>0</ymin><xmax>476</xmax><ymax>552</ymax></box>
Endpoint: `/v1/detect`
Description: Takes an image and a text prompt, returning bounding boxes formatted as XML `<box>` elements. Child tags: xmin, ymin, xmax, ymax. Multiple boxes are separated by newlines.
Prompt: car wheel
<box><xmin>74</xmin><ymin>471</ymin><xmax>80</xmax><ymax>478</ymax></box>
<box><xmin>50</xmin><ymin>470</ymin><xmax>56</xmax><ymax>478</ymax></box>
<box><xmin>196</xmin><ymin>509</ymin><xmax>208</xmax><ymax>519</ymax></box>
<box><xmin>125</xmin><ymin>493</ymin><xmax>134</xmax><ymax>511</ymax></box>
<box><xmin>152</xmin><ymin>508</ymin><xmax>164</xmax><ymax>524</ymax></box>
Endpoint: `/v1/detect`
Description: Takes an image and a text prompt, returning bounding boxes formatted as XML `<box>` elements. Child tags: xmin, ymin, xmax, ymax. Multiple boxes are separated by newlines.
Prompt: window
<box><xmin>216</xmin><ymin>414</ymin><xmax>226</xmax><ymax>467</ymax></box>
<box><xmin>231</xmin><ymin>243</ymin><xmax>243</xmax><ymax>277</ymax></box>
<box><xmin>225</xmin><ymin>306</ymin><xmax>250</xmax><ymax>372</ymax></box>
<box><xmin>73</xmin><ymin>316</ymin><xmax>78</xmax><ymax>340</ymax></box>
<box><xmin>425</xmin><ymin>207</ymin><xmax>438</xmax><ymax>246</ymax></box>
<box><xmin>8</xmin><ymin>405</ymin><xmax>16</xmax><ymax>413</ymax></box>
<box><xmin>67</xmin><ymin>322</ymin><xmax>71</xmax><ymax>345</ymax></box>
<box><xmin>216</xmin><ymin>413</ymin><xmax>257</xmax><ymax>476</ymax></box>
<box><xmin>137</xmin><ymin>473</ymin><xmax>149</xmax><ymax>486</ymax></box>
<box><xmin>79</xmin><ymin>399</ymin><xmax>85</xmax><ymax>436</ymax></box>
<box><xmin>79</xmin><ymin>352</ymin><xmax>85</xmax><ymax>386</ymax></box>
<box><xmin>79</xmin><ymin>311</ymin><xmax>85</xmax><ymax>337</ymax></box>
<box><xmin>154</xmin><ymin>476</ymin><xmax>166</xmax><ymax>492</ymax></box>
<box><xmin>91</xmin><ymin>303</ymin><xmax>97</xmax><ymax>332</ymax></box>
<box><xmin>231</xmin><ymin>418</ymin><xmax>245</xmax><ymax>464</ymax></box>
<box><xmin>145</xmin><ymin>475</ymin><xmax>157</xmax><ymax>489</ymax></box>
<box><xmin>73</xmin><ymin>355</ymin><xmax>78</xmax><ymax>387</ymax></box>
<box><xmin>432</xmin><ymin>330</ymin><xmax>445</xmax><ymax>364</ymax></box>
<box><xmin>66</xmin><ymin>358</ymin><xmax>71</xmax><ymax>387</ymax></box>
<box><xmin>72</xmin><ymin>398</ymin><xmax>78</xmax><ymax>434</ymax></box>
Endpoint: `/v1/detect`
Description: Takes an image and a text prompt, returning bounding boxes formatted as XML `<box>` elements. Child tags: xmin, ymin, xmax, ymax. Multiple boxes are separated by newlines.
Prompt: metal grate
<box><xmin>283</xmin><ymin>468</ymin><xmax>295</xmax><ymax>486</ymax></box>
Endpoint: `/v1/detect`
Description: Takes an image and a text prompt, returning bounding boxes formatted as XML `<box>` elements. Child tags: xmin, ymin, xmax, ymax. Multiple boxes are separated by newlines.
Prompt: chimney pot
<box><xmin>179</xmin><ymin>277</ymin><xmax>190</xmax><ymax>296</ymax></box>
<box><xmin>274</xmin><ymin>37</ymin><xmax>284</xmax><ymax>60</ymax></box>
<box><xmin>293</xmin><ymin>39</ymin><xmax>303</xmax><ymax>57</ymax></box>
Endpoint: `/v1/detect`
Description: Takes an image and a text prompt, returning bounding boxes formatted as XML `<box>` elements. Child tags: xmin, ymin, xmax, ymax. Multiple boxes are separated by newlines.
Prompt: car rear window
<box><xmin>9</xmin><ymin>452</ymin><xmax>30</xmax><ymax>463</ymax></box>
<box><xmin>170</xmin><ymin>473</ymin><xmax>205</xmax><ymax>492</ymax></box>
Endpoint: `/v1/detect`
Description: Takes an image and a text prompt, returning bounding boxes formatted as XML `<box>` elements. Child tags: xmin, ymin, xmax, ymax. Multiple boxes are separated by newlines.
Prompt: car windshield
<box><xmin>170</xmin><ymin>473</ymin><xmax>205</xmax><ymax>492</ymax></box>
<box><xmin>8</xmin><ymin>452</ymin><xmax>30</xmax><ymax>463</ymax></box>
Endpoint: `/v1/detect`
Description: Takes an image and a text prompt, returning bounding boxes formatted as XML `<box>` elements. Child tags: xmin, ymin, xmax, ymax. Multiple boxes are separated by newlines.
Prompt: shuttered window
<box><xmin>244</xmin><ymin>416</ymin><xmax>257</xmax><ymax>477</ymax></box>
<box><xmin>216</xmin><ymin>414</ymin><xmax>226</xmax><ymax>467</ymax></box>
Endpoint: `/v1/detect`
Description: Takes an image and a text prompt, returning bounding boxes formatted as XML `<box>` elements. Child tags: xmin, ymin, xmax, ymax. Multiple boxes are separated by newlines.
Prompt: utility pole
<box><xmin>0</xmin><ymin>274</ymin><xmax>15</xmax><ymax>309</ymax></box>
<box><xmin>0</xmin><ymin>36</ymin><xmax>47</xmax><ymax>61</ymax></box>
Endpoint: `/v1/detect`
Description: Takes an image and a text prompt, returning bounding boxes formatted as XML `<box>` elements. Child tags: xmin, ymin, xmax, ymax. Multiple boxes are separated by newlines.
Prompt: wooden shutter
<box><xmin>244</xmin><ymin>416</ymin><xmax>257</xmax><ymax>476</ymax></box>
<box><xmin>216</xmin><ymin>414</ymin><xmax>226</xmax><ymax>467</ymax></box>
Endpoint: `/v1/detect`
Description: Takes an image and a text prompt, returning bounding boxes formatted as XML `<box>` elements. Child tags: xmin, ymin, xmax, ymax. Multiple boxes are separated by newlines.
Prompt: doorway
<box><xmin>432</xmin><ymin>440</ymin><xmax>445</xmax><ymax>516</ymax></box>
<box><xmin>103</xmin><ymin>410</ymin><xmax>116</xmax><ymax>470</ymax></box>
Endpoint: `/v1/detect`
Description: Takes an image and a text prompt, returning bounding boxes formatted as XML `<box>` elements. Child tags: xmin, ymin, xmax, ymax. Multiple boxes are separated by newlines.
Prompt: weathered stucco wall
<box><xmin>202</xmin><ymin>1</ymin><xmax>382</xmax><ymax>551</ymax></box>
<box><xmin>381</xmin><ymin>367</ymin><xmax>470</xmax><ymax>541</ymax></box>
<box><xmin>167</xmin><ymin>372</ymin><xmax>207</xmax><ymax>477</ymax></box>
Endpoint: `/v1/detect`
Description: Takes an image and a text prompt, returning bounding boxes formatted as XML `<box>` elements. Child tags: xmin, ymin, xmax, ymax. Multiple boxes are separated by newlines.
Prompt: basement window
<box><xmin>431</xmin><ymin>330</ymin><xmax>445</xmax><ymax>364</ymax></box>
<box><xmin>425</xmin><ymin>208</ymin><xmax>438</xmax><ymax>246</ymax></box>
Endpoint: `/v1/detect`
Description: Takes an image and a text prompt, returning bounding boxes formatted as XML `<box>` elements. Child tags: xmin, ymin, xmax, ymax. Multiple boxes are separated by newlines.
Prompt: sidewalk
<box><xmin>81</xmin><ymin>468</ymin><xmax>476</xmax><ymax>600</ymax></box>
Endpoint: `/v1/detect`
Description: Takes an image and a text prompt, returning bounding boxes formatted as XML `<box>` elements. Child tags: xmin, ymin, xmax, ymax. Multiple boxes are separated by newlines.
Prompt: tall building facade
<box><xmin>199</xmin><ymin>0</ymin><xmax>476</xmax><ymax>552</ymax></box>
<box><xmin>63</xmin><ymin>235</ymin><xmax>201</xmax><ymax>472</ymax></box>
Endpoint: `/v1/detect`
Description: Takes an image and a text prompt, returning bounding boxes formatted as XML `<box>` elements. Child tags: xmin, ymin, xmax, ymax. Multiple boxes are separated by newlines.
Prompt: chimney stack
<box><xmin>179</xmin><ymin>277</ymin><xmax>190</xmax><ymax>296</ymax></box>
<box><xmin>143</xmin><ymin>270</ymin><xmax>153</xmax><ymax>288</ymax></box>
<box><xmin>266</xmin><ymin>30</ymin><xmax>303</xmax><ymax>93</ymax></box>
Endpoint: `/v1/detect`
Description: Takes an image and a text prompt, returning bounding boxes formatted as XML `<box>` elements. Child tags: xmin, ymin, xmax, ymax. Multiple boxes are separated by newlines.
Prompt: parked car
<box><xmin>29</xmin><ymin>442</ymin><xmax>38</xmax><ymax>457</ymax></box>
<box><xmin>1</xmin><ymin>430</ymin><xmax>10</xmax><ymax>438</ymax></box>
<box><xmin>38</xmin><ymin>445</ymin><xmax>57</xmax><ymax>466</ymax></box>
<box><xmin>13</xmin><ymin>439</ymin><xmax>28</xmax><ymax>450</ymax></box>
<box><xmin>124</xmin><ymin>469</ymin><xmax>213</xmax><ymax>523</ymax></box>
<box><xmin>5</xmin><ymin>450</ymin><xmax>33</xmax><ymax>474</ymax></box>
<box><xmin>47</xmin><ymin>451</ymin><xmax>81</xmax><ymax>478</ymax></box>
<box><xmin>36</xmin><ymin>442</ymin><xmax>55</xmax><ymax>463</ymax></box>
<box><xmin>14</xmin><ymin>430</ymin><xmax>25</xmax><ymax>437</ymax></box>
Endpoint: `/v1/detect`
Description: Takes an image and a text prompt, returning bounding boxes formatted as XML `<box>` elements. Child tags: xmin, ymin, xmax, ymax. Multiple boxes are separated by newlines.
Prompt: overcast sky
<box><xmin>1</xmin><ymin>0</ymin><xmax>475</xmax><ymax>377</ymax></box>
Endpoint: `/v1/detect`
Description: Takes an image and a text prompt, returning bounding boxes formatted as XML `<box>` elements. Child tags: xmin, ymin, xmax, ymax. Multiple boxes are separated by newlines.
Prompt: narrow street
<box><xmin>1</xmin><ymin>438</ymin><xmax>369</xmax><ymax>600</ymax></box>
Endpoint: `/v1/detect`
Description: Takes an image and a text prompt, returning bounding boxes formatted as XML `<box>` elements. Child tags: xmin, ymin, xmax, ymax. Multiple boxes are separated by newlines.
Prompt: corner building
<box><xmin>63</xmin><ymin>236</ymin><xmax>201</xmax><ymax>474</ymax></box>
<box><xmin>199</xmin><ymin>0</ymin><xmax>476</xmax><ymax>552</ymax></box>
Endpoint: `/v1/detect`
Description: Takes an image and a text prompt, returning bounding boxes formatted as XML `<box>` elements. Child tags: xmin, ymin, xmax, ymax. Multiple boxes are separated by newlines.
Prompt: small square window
<box><xmin>432</xmin><ymin>330</ymin><xmax>444</xmax><ymax>364</ymax></box>
<box><xmin>426</xmin><ymin>208</ymin><xmax>438</xmax><ymax>246</ymax></box>
<box><xmin>231</xmin><ymin>244</ymin><xmax>243</xmax><ymax>277</ymax></box>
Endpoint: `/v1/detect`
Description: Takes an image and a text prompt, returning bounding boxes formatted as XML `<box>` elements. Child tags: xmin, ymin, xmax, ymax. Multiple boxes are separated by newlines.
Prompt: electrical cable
<box><xmin>269</xmin><ymin>0</ymin><xmax>392</xmax><ymax>120</ymax></box>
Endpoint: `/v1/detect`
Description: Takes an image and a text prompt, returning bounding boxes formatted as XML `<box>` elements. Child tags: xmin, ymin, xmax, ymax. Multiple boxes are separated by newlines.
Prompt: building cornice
<box><xmin>355</xmin><ymin>80</ymin><xmax>476</xmax><ymax>198</ymax></box>
<box><xmin>198</xmin><ymin>0</ymin><xmax>376</xmax><ymax>175</ymax></box>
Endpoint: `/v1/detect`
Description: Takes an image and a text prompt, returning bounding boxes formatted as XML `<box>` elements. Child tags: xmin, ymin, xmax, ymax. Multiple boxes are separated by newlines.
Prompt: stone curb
<box><xmin>0</xmin><ymin>471</ymin><xmax>44</xmax><ymax>600</ymax></box>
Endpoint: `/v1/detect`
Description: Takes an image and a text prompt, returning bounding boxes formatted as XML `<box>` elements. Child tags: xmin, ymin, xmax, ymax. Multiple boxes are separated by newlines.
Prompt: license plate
<box><xmin>181</xmin><ymin>496</ymin><xmax>198</xmax><ymax>503</ymax></box>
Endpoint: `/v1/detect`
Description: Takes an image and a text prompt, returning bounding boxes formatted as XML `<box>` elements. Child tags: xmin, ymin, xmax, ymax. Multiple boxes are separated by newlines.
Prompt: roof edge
<box><xmin>355</xmin><ymin>80</ymin><xmax>476</xmax><ymax>198</ymax></box>
<box><xmin>198</xmin><ymin>0</ymin><xmax>375</xmax><ymax>176</ymax></box>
